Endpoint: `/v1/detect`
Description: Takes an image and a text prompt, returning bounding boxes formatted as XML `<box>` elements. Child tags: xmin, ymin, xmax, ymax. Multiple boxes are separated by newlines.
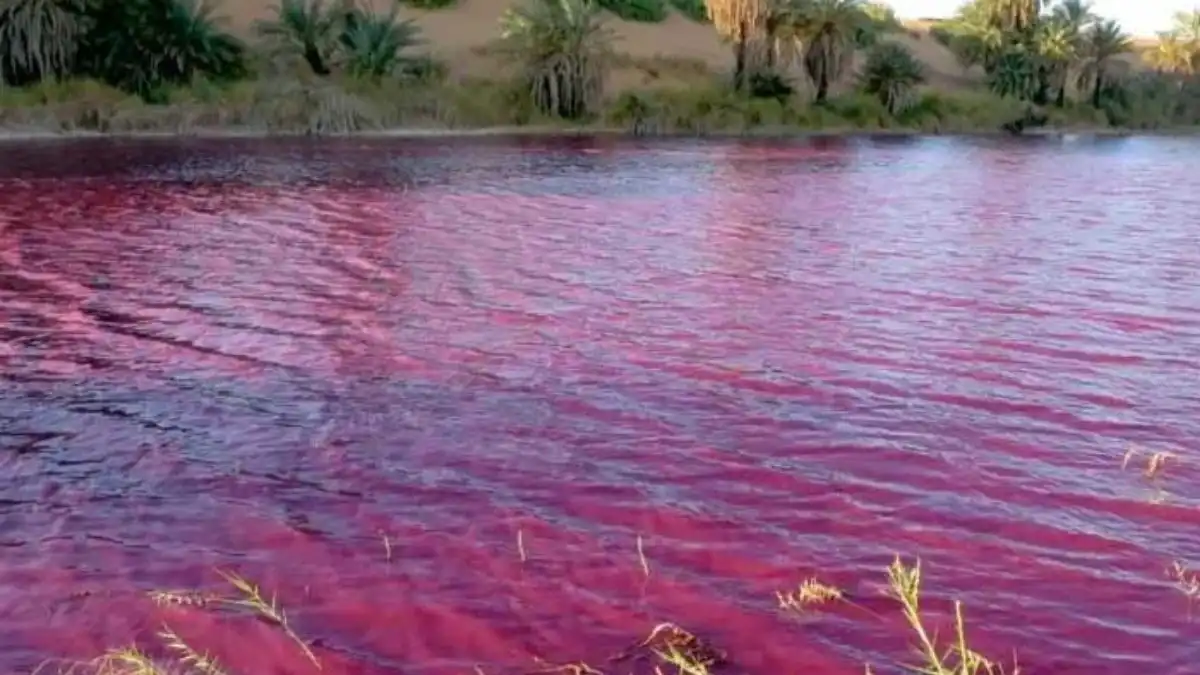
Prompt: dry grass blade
<box><xmin>1122</xmin><ymin>445</ymin><xmax>1178</xmax><ymax>478</ymax></box>
<box><xmin>382</xmin><ymin>532</ymin><xmax>393</xmax><ymax>562</ymax></box>
<box><xmin>148</xmin><ymin>590</ymin><xmax>224</xmax><ymax>608</ymax></box>
<box><xmin>776</xmin><ymin>577</ymin><xmax>845</xmax><ymax>611</ymax></box>
<box><xmin>1168</xmin><ymin>560</ymin><xmax>1200</xmax><ymax>616</ymax></box>
<box><xmin>1121</xmin><ymin>445</ymin><xmax>1139</xmax><ymax>470</ymax></box>
<box><xmin>216</xmin><ymin>569</ymin><xmax>321</xmax><ymax>669</ymax></box>
<box><xmin>1145</xmin><ymin>451</ymin><xmax>1176</xmax><ymax>478</ymax></box>
<box><xmin>611</xmin><ymin>622</ymin><xmax>725</xmax><ymax>674</ymax></box>
<box><xmin>529</xmin><ymin>662</ymin><xmax>605</xmax><ymax>675</ymax></box>
<box><xmin>518</xmin><ymin>528</ymin><xmax>528</xmax><ymax>563</ymax></box>
<box><xmin>637</xmin><ymin>535</ymin><xmax>650</xmax><ymax>578</ymax></box>
<box><xmin>886</xmin><ymin>556</ymin><xmax>1017</xmax><ymax>675</ymax></box>
<box><xmin>89</xmin><ymin>647</ymin><xmax>170</xmax><ymax>675</ymax></box>
<box><xmin>158</xmin><ymin>626</ymin><xmax>229</xmax><ymax>675</ymax></box>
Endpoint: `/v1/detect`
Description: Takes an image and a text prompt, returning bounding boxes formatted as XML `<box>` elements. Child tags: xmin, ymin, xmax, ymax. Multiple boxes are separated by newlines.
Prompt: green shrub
<box><xmin>598</xmin><ymin>0</ymin><xmax>667</xmax><ymax>23</ymax></box>
<box><xmin>0</xmin><ymin>0</ymin><xmax>88</xmax><ymax>86</ymax></box>
<box><xmin>78</xmin><ymin>0</ymin><xmax>247</xmax><ymax>100</ymax></box>
<box><xmin>859</xmin><ymin>41</ymin><xmax>925</xmax><ymax>114</ymax></box>
<box><xmin>340</xmin><ymin>4</ymin><xmax>423</xmax><ymax>80</ymax></box>
<box><xmin>668</xmin><ymin>0</ymin><xmax>707</xmax><ymax>21</ymax></box>
<box><xmin>500</xmin><ymin>0</ymin><xmax>612</xmax><ymax>119</ymax></box>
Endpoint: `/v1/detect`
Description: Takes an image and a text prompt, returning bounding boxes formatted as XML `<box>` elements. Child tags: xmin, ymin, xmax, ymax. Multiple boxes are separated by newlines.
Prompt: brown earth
<box><xmin>217</xmin><ymin>1</ymin><xmax>1147</xmax><ymax>94</ymax></box>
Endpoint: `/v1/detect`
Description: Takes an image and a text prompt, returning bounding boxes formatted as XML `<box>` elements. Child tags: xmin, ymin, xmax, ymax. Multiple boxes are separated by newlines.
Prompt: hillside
<box><xmin>220</xmin><ymin>0</ymin><xmax>986</xmax><ymax>93</ymax></box>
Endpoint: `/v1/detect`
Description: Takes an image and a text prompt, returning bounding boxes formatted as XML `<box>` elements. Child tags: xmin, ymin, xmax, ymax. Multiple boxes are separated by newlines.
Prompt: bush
<box><xmin>78</xmin><ymin>0</ymin><xmax>247</xmax><ymax>100</ymax></box>
<box><xmin>0</xmin><ymin>0</ymin><xmax>88</xmax><ymax>86</ymax></box>
<box><xmin>340</xmin><ymin>5</ymin><xmax>423</xmax><ymax>80</ymax></box>
<box><xmin>747</xmin><ymin>71</ymin><xmax>793</xmax><ymax>100</ymax></box>
<box><xmin>859</xmin><ymin>41</ymin><xmax>925</xmax><ymax>114</ymax></box>
<box><xmin>500</xmin><ymin>0</ymin><xmax>612</xmax><ymax>119</ymax></box>
<box><xmin>598</xmin><ymin>0</ymin><xmax>667</xmax><ymax>23</ymax></box>
<box><xmin>257</xmin><ymin>0</ymin><xmax>427</xmax><ymax>80</ymax></box>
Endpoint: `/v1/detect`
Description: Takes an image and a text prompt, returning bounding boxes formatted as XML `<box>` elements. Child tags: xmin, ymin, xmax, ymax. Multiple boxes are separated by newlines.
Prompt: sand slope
<box><xmin>218</xmin><ymin>0</ymin><xmax>985</xmax><ymax>90</ymax></box>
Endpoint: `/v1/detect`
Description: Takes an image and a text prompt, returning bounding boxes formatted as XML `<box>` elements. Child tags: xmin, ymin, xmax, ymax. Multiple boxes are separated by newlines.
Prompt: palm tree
<box><xmin>982</xmin><ymin>0</ymin><xmax>1041</xmax><ymax>34</ymax></box>
<box><xmin>500</xmin><ymin>0</ymin><xmax>612</xmax><ymax>119</ymax></box>
<box><xmin>762</xmin><ymin>0</ymin><xmax>803</xmax><ymax>72</ymax></box>
<box><xmin>0</xmin><ymin>0</ymin><xmax>87</xmax><ymax>86</ymax></box>
<box><xmin>1044</xmin><ymin>0</ymin><xmax>1094</xmax><ymax>104</ymax></box>
<box><xmin>1034</xmin><ymin>16</ymin><xmax>1075</xmax><ymax>105</ymax></box>
<box><xmin>1050</xmin><ymin>0</ymin><xmax>1094</xmax><ymax>27</ymax></box>
<box><xmin>704</xmin><ymin>0</ymin><xmax>769</xmax><ymax>90</ymax></box>
<box><xmin>1168</xmin><ymin>8</ymin><xmax>1200</xmax><ymax>73</ymax></box>
<box><xmin>795</xmin><ymin>0</ymin><xmax>867</xmax><ymax>103</ymax></box>
<box><xmin>1077</xmin><ymin>18</ymin><xmax>1131</xmax><ymax>108</ymax></box>
<box><xmin>1171</xmin><ymin>8</ymin><xmax>1200</xmax><ymax>44</ymax></box>
<box><xmin>1147</xmin><ymin>33</ymin><xmax>1195</xmax><ymax>75</ymax></box>
<box><xmin>256</xmin><ymin>0</ymin><xmax>342</xmax><ymax>76</ymax></box>
<box><xmin>340</xmin><ymin>4</ymin><xmax>422</xmax><ymax>79</ymax></box>
<box><xmin>78</xmin><ymin>0</ymin><xmax>246</xmax><ymax>98</ymax></box>
<box><xmin>858</xmin><ymin>41</ymin><xmax>924</xmax><ymax>114</ymax></box>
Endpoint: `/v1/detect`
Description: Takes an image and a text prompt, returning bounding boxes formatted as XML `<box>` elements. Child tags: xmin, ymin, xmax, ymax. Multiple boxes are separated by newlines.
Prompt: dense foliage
<box><xmin>1</xmin><ymin>0</ymin><xmax>1198</xmax><ymax>132</ymax></box>
<box><xmin>931</xmin><ymin>0</ymin><xmax>1200</xmax><ymax>126</ymax></box>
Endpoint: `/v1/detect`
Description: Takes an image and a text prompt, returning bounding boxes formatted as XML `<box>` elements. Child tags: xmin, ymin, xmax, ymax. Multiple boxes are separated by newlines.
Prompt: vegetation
<box><xmin>930</xmin><ymin>1</ymin><xmax>1200</xmax><ymax>127</ymax></box>
<box><xmin>0</xmin><ymin>0</ymin><xmax>1198</xmax><ymax>136</ymax></box>
<box><xmin>35</xmin><ymin>554</ymin><xmax>1020</xmax><ymax>675</ymax></box>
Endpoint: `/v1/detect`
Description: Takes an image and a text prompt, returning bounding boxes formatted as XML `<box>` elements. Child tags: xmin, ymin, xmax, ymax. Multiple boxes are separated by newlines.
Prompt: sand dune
<box><xmin>218</xmin><ymin>0</ymin><xmax>984</xmax><ymax>90</ymax></box>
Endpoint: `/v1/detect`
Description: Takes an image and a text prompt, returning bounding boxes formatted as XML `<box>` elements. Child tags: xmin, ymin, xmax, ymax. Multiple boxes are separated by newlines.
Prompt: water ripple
<box><xmin>1</xmin><ymin>135</ymin><xmax>1198</xmax><ymax>675</ymax></box>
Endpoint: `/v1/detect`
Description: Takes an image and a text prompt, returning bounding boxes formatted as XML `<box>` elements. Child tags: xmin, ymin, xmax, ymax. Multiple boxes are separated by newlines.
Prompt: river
<box><xmin>1</xmin><ymin>135</ymin><xmax>1197</xmax><ymax>675</ymax></box>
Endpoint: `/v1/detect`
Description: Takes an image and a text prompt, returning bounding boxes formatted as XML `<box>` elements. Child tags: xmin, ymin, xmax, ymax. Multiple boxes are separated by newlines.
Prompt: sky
<box><xmin>885</xmin><ymin>0</ymin><xmax>1197</xmax><ymax>37</ymax></box>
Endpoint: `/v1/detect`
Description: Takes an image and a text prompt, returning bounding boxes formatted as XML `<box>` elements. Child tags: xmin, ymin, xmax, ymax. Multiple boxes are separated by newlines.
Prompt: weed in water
<box><xmin>1168</xmin><ymin>560</ymin><xmax>1200</xmax><ymax>616</ymax></box>
<box><xmin>886</xmin><ymin>556</ymin><xmax>1017</xmax><ymax>675</ymax></box>
<box><xmin>89</xmin><ymin>647</ymin><xmax>170</xmax><ymax>675</ymax></box>
<box><xmin>614</xmin><ymin>622</ymin><xmax>726</xmax><ymax>675</ymax></box>
<box><xmin>530</xmin><ymin>662</ymin><xmax>605</xmax><ymax>675</ymax></box>
<box><xmin>381</xmin><ymin>532</ymin><xmax>393</xmax><ymax>562</ymax></box>
<box><xmin>147</xmin><ymin>590</ymin><xmax>223</xmax><ymax>609</ymax></box>
<box><xmin>776</xmin><ymin>577</ymin><xmax>845</xmax><ymax>612</ymax></box>
<box><xmin>1122</xmin><ymin>445</ymin><xmax>1177</xmax><ymax>478</ymax></box>
<box><xmin>158</xmin><ymin>626</ymin><xmax>228</xmax><ymax>675</ymax></box>
<box><xmin>216</xmin><ymin>569</ymin><xmax>321</xmax><ymax>669</ymax></box>
<box><xmin>637</xmin><ymin>535</ymin><xmax>650</xmax><ymax>578</ymax></box>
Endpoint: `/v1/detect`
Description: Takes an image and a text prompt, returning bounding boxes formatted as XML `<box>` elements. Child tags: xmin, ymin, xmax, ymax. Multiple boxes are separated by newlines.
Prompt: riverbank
<box><xmin>0</xmin><ymin>76</ymin><xmax>1170</xmax><ymax>140</ymax></box>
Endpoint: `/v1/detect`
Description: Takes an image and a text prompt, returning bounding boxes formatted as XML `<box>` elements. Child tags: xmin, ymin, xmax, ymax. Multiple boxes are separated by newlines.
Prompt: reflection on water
<box><xmin>1</xmin><ymin>135</ymin><xmax>1199</xmax><ymax>675</ymax></box>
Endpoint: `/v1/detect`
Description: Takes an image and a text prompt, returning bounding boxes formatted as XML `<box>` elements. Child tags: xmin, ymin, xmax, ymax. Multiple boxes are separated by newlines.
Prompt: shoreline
<box><xmin>1</xmin><ymin>124</ymin><xmax>1186</xmax><ymax>142</ymax></box>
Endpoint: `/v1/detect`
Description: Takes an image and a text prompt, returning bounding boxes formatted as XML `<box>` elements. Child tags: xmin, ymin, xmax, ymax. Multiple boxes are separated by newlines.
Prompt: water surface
<box><xmin>1</xmin><ymin>135</ymin><xmax>1198</xmax><ymax>675</ymax></box>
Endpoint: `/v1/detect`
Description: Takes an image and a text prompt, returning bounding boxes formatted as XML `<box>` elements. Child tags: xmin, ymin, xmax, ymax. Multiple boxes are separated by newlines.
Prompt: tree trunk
<box><xmin>1091</xmin><ymin>66</ymin><xmax>1102</xmax><ymax>108</ymax></box>
<box><xmin>816</xmin><ymin>69</ymin><xmax>829</xmax><ymax>103</ymax></box>
<box><xmin>734</xmin><ymin>20</ymin><xmax>748</xmax><ymax>91</ymax></box>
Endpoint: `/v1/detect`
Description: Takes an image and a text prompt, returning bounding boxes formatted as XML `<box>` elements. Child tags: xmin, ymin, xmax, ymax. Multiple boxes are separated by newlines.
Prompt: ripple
<box><xmin>1</xmin><ymin>135</ymin><xmax>1199</xmax><ymax>674</ymax></box>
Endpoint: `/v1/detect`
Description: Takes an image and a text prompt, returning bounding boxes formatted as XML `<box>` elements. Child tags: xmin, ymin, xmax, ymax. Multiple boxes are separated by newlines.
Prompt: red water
<box><xmin>1</xmin><ymin>135</ymin><xmax>1199</xmax><ymax>675</ymax></box>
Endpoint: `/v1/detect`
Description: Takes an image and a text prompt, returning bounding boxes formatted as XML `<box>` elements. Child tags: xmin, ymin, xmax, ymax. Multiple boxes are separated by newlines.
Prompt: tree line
<box><xmin>1</xmin><ymin>0</ymin><xmax>1198</xmax><ymax>130</ymax></box>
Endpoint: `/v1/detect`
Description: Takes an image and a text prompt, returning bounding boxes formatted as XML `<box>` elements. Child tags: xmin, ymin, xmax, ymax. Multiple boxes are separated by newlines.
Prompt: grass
<box><xmin>34</xmin><ymin>555</ymin><xmax>1027</xmax><ymax>675</ymax></box>
<box><xmin>0</xmin><ymin>73</ymin><xmax>1147</xmax><ymax>137</ymax></box>
<box><xmin>887</xmin><ymin>557</ymin><xmax>1018</xmax><ymax>675</ymax></box>
<box><xmin>776</xmin><ymin>576</ymin><xmax>846</xmax><ymax>612</ymax></box>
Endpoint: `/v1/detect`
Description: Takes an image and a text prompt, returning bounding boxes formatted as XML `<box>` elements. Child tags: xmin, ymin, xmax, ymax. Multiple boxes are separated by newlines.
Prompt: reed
<box><xmin>886</xmin><ymin>556</ymin><xmax>1018</xmax><ymax>675</ymax></box>
<box><xmin>157</xmin><ymin>627</ymin><xmax>229</xmax><ymax>675</ymax></box>
<box><xmin>1122</xmin><ymin>445</ymin><xmax>1178</xmax><ymax>478</ymax></box>
<box><xmin>1169</xmin><ymin>560</ymin><xmax>1200</xmax><ymax>616</ymax></box>
<box><xmin>215</xmin><ymin>570</ymin><xmax>321</xmax><ymax>669</ymax></box>
<box><xmin>637</xmin><ymin>534</ymin><xmax>650</xmax><ymax>578</ymax></box>
<box><xmin>776</xmin><ymin>577</ymin><xmax>845</xmax><ymax>611</ymax></box>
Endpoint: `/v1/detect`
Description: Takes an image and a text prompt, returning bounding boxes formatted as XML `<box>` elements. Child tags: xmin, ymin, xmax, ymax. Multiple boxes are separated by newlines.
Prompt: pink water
<box><xmin>1</xmin><ymin>135</ymin><xmax>1199</xmax><ymax>675</ymax></box>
